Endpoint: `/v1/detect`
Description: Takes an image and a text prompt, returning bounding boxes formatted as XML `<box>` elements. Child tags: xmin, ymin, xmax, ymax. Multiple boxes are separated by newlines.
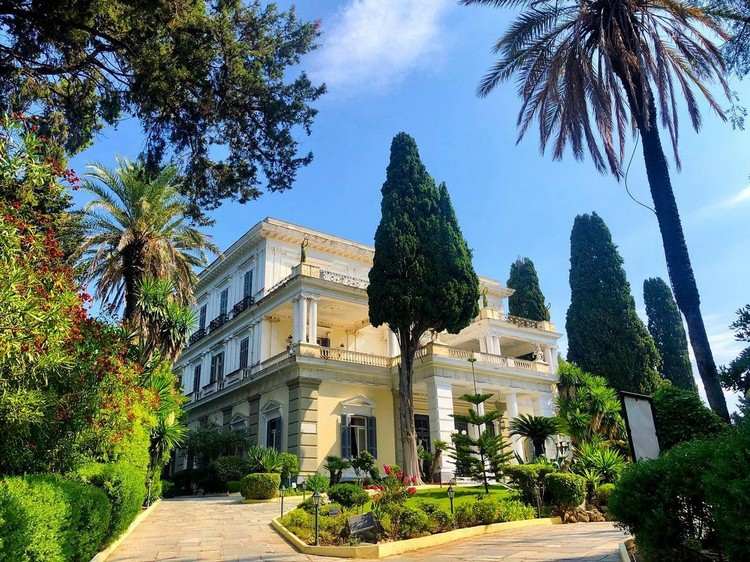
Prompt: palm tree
<box><xmin>463</xmin><ymin>0</ymin><xmax>731</xmax><ymax>420</ymax></box>
<box><xmin>78</xmin><ymin>159</ymin><xmax>218</xmax><ymax>321</ymax></box>
<box><xmin>509</xmin><ymin>414</ymin><xmax>560</xmax><ymax>459</ymax></box>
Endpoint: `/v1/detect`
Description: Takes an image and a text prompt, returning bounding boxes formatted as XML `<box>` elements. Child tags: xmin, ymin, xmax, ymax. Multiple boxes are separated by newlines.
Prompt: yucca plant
<box><xmin>573</xmin><ymin>441</ymin><xmax>627</xmax><ymax>484</ymax></box>
<box><xmin>246</xmin><ymin>445</ymin><xmax>282</xmax><ymax>473</ymax></box>
<box><xmin>509</xmin><ymin>414</ymin><xmax>560</xmax><ymax>459</ymax></box>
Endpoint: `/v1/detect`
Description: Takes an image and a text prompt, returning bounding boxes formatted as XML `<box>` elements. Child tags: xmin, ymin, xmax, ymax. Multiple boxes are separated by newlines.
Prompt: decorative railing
<box><xmin>232</xmin><ymin>295</ymin><xmax>254</xmax><ymax>316</ymax></box>
<box><xmin>319</xmin><ymin>269</ymin><xmax>369</xmax><ymax>290</ymax></box>
<box><xmin>188</xmin><ymin>327</ymin><xmax>206</xmax><ymax>346</ymax></box>
<box><xmin>478</xmin><ymin>307</ymin><xmax>555</xmax><ymax>332</ymax></box>
<box><xmin>209</xmin><ymin>313</ymin><xmax>229</xmax><ymax>332</ymax></box>
<box><xmin>504</xmin><ymin>314</ymin><xmax>541</xmax><ymax>330</ymax></box>
<box><xmin>316</xmin><ymin>346</ymin><xmax>391</xmax><ymax>367</ymax></box>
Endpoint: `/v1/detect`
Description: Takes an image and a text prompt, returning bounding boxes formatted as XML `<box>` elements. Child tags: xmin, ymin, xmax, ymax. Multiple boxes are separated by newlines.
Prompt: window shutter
<box><xmin>244</xmin><ymin>270</ymin><xmax>253</xmax><ymax>298</ymax></box>
<box><xmin>340</xmin><ymin>415</ymin><xmax>351</xmax><ymax>459</ymax></box>
<box><xmin>366</xmin><ymin>416</ymin><xmax>377</xmax><ymax>459</ymax></box>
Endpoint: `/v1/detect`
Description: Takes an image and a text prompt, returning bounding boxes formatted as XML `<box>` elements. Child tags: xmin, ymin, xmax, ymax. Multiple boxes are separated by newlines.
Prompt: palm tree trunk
<box><xmin>634</xmin><ymin>93</ymin><xmax>729</xmax><ymax>421</ymax></box>
<box><xmin>122</xmin><ymin>242</ymin><xmax>145</xmax><ymax>322</ymax></box>
<box><xmin>399</xmin><ymin>333</ymin><xmax>423</xmax><ymax>484</ymax></box>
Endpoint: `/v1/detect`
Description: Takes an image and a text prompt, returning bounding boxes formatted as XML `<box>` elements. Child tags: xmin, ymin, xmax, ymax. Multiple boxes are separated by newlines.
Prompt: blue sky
<box><xmin>69</xmin><ymin>0</ymin><xmax>749</xmax><ymax>410</ymax></box>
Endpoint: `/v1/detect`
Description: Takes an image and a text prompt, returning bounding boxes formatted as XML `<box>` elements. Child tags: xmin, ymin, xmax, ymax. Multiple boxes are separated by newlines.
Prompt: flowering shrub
<box><xmin>371</xmin><ymin>465</ymin><xmax>417</xmax><ymax>518</ymax></box>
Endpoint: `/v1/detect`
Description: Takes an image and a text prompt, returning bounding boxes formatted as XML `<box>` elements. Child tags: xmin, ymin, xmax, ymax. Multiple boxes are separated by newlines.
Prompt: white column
<box><xmin>479</xmin><ymin>337</ymin><xmax>488</xmax><ymax>353</ymax></box>
<box><xmin>250</xmin><ymin>321</ymin><xmax>260</xmax><ymax>366</ymax></box>
<box><xmin>549</xmin><ymin>346</ymin><xmax>559</xmax><ymax>373</ymax></box>
<box><xmin>308</xmin><ymin>296</ymin><xmax>318</xmax><ymax>344</ymax></box>
<box><xmin>492</xmin><ymin>336</ymin><xmax>502</xmax><ymax>356</ymax></box>
<box><xmin>387</xmin><ymin>328</ymin><xmax>400</xmax><ymax>357</ymax></box>
<box><xmin>506</xmin><ymin>391</ymin><xmax>524</xmax><ymax>460</ymax></box>
<box><xmin>426</xmin><ymin>376</ymin><xmax>456</xmax><ymax>483</ymax></box>
<box><xmin>292</xmin><ymin>296</ymin><xmax>308</xmax><ymax>343</ymax></box>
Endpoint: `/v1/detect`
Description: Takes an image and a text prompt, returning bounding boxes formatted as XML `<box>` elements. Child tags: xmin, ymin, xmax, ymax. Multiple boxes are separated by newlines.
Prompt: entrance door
<box><xmin>414</xmin><ymin>414</ymin><xmax>431</xmax><ymax>479</ymax></box>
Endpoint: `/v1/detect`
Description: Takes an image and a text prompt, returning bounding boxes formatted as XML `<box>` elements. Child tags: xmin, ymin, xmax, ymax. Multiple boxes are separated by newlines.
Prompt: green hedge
<box><xmin>240</xmin><ymin>473</ymin><xmax>280</xmax><ymax>500</ymax></box>
<box><xmin>74</xmin><ymin>461</ymin><xmax>147</xmax><ymax>541</ymax></box>
<box><xmin>609</xmin><ymin>423</ymin><xmax>750</xmax><ymax>561</ymax></box>
<box><xmin>327</xmin><ymin>483</ymin><xmax>369</xmax><ymax>508</ymax></box>
<box><xmin>652</xmin><ymin>385</ymin><xmax>727</xmax><ymax>451</ymax></box>
<box><xmin>595</xmin><ymin>483</ymin><xmax>615</xmax><ymax>507</ymax></box>
<box><xmin>227</xmin><ymin>480</ymin><xmax>242</xmax><ymax>493</ymax></box>
<box><xmin>0</xmin><ymin>474</ymin><xmax>111</xmax><ymax>562</ymax></box>
<box><xmin>504</xmin><ymin>463</ymin><xmax>556</xmax><ymax>503</ymax></box>
<box><xmin>210</xmin><ymin>456</ymin><xmax>251</xmax><ymax>483</ymax></box>
<box><xmin>545</xmin><ymin>473</ymin><xmax>586</xmax><ymax>512</ymax></box>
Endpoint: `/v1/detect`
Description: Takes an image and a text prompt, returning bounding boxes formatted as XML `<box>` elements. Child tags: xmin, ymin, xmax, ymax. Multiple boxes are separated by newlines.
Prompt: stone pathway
<box><xmin>107</xmin><ymin>495</ymin><xmax>627</xmax><ymax>562</ymax></box>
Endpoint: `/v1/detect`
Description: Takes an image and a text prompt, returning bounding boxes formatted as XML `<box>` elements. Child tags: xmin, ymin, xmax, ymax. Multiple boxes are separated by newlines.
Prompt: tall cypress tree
<box><xmin>369</xmin><ymin>133</ymin><xmax>479</xmax><ymax>482</ymax></box>
<box><xmin>507</xmin><ymin>257</ymin><xmax>550</xmax><ymax>321</ymax></box>
<box><xmin>566</xmin><ymin>213</ymin><xmax>661</xmax><ymax>393</ymax></box>
<box><xmin>644</xmin><ymin>277</ymin><xmax>696</xmax><ymax>391</ymax></box>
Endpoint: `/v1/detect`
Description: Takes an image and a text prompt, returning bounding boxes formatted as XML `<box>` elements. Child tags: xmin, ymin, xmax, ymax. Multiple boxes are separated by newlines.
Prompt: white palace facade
<box><xmin>174</xmin><ymin>218</ymin><xmax>562</xmax><ymax>480</ymax></box>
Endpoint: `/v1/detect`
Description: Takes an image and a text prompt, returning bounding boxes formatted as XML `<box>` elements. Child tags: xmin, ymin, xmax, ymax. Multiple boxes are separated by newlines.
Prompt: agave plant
<box><xmin>573</xmin><ymin>441</ymin><xmax>627</xmax><ymax>484</ymax></box>
<box><xmin>246</xmin><ymin>445</ymin><xmax>282</xmax><ymax>473</ymax></box>
<box><xmin>509</xmin><ymin>414</ymin><xmax>560</xmax><ymax>459</ymax></box>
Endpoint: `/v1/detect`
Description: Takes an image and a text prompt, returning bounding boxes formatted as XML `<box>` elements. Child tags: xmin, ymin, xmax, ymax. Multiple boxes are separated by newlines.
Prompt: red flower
<box><xmin>407</xmin><ymin>487</ymin><xmax>416</xmax><ymax>495</ymax></box>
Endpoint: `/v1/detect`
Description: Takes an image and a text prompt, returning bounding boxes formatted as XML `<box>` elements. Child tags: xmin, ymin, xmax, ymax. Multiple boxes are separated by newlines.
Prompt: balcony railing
<box><xmin>477</xmin><ymin>307</ymin><xmax>555</xmax><ymax>332</ymax></box>
<box><xmin>209</xmin><ymin>313</ymin><xmax>229</xmax><ymax>332</ymax></box>
<box><xmin>232</xmin><ymin>295</ymin><xmax>255</xmax><ymax>317</ymax></box>
<box><xmin>188</xmin><ymin>327</ymin><xmax>206</xmax><ymax>345</ymax></box>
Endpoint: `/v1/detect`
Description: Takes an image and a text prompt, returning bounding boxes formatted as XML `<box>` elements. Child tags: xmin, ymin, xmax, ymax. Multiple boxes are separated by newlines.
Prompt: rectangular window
<box><xmin>239</xmin><ymin>337</ymin><xmax>249</xmax><ymax>369</ymax></box>
<box><xmin>192</xmin><ymin>364</ymin><xmax>201</xmax><ymax>393</ymax></box>
<box><xmin>317</xmin><ymin>336</ymin><xmax>331</xmax><ymax>348</ymax></box>
<box><xmin>198</xmin><ymin>305</ymin><xmax>207</xmax><ymax>330</ymax></box>
<box><xmin>219</xmin><ymin>289</ymin><xmax>228</xmax><ymax>316</ymax></box>
<box><xmin>243</xmin><ymin>270</ymin><xmax>253</xmax><ymax>298</ymax></box>
<box><xmin>454</xmin><ymin>419</ymin><xmax>469</xmax><ymax>435</ymax></box>
<box><xmin>349</xmin><ymin>416</ymin><xmax>368</xmax><ymax>458</ymax></box>
<box><xmin>414</xmin><ymin>414</ymin><xmax>431</xmax><ymax>452</ymax></box>
<box><xmin>210</xmin><ymin>352</ymin><xmax>224</xmax><ymax>384</ymax></box>
<box><xmin>266</xmin><ymin>417</ymin><xmax>282</xmax><ymax>451</ymax></box>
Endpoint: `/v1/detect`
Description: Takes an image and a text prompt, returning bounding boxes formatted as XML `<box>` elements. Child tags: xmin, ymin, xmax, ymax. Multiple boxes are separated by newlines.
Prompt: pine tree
<box><xmin>566</xmin><ymin>213</ymin><xmax>661</xmax><ymax>393</ymax></box>
<box><xmin>644</xmin><ymin>277</ymin><xmax>696</xmax><ymax>391</ymax></box>
<box><xmin>507</xmin><ymin>258</ymin><xmax>550</xmax><ymax>321</ymax></box>
<box><xmin>369</xmin><ymin>133</ymin><xmax>479</xmax><ymax>482</ymax></box>
<box><xmin>449</xmin><ymin>393</ymin><xmax>513</xmax><ymax>493</ymax></box>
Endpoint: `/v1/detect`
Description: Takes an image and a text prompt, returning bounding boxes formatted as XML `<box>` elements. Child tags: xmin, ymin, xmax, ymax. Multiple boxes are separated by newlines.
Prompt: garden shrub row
<box><xmin>0</xmin><ymin>474</ymin><xmax>111</xmax><ymax>562</ymax></box>
<box><xmin>544</xmin><ymin>472</ymin><xmax>586</xmax><ymax>512</ymax></box>
<box><xmin>609</xmin><ymin>423</ymin><xmax>749</xmax><ymax>561</ymax></box>
<box><xmin>0</xmin><ymin>459</ymin><xmax>150</xmax><ymax>562</ymax></box>
<box><xmin>241</xmin><ymin>472</ymin><xmax>281</xmax><ymax>500</ymax></box>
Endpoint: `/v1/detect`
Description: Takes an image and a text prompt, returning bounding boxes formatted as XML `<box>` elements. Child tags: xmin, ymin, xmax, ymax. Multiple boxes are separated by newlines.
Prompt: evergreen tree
<box><xmin>369</xmin><ymin>133</ymin><xmax>479</xmax><ymax>482</ymax></box>
<box><xmin>643</xmin><ymin>277</ymin><xmax>696</xmax><ymax>391</ymax></box>
<box><xmin>720</xmin><ymin>304</ymin><xmax>750</xmax><ymax>401</ymax></box>
<box><xmin>566</xmin><ymin>213</ymin><xmax>661</xmax><ymax>393</ymax></box>
<box><xmin>507</xmin><ymin>258</ymin><xmax>550</xmax><ymax>321</ymax></box>
<box><xmin>449</xmin><ymin>393</ymin><xmax>513</xmax><ymax>493</ymax></box>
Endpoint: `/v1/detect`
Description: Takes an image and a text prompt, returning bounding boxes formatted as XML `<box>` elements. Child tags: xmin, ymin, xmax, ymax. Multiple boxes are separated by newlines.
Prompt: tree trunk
<box><xmin>122</xmin><ymin>242</ymin><xmax>145</xmax><ymax>322</ymax></box>
<box><xmin>398</xmin><ymin>333</ymin><xmax>423</xmax><ymax>484</ymax></box>
<box><xmin>632</xmin><ymin>92</ymin><xmax>730</xmax><ymax>420</ymax></box>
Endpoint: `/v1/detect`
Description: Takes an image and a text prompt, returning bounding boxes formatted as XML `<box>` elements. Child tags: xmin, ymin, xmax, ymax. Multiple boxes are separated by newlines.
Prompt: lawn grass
<box><xmin>405</xmin><ymin>484</ymin><xmax>514</xmax><ymax>511</ymax></box>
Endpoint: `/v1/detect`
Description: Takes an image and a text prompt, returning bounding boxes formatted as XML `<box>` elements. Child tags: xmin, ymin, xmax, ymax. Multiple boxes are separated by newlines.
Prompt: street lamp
<box><xmin>280</xmin><ymin>485</ymin><xmax>286</xmax><ymax>517</ymax></box>
<box><xmin>312</xmin><ymin>490</ymin><xmax>322</xmax><ymax>546</ymax></box>
<box><xmin>467</xmin><ymin>356</ymin><xmax>478</xmax><ymax>395</ymax></box>
<box><xmin>447</xmin><ymin>484</ymin><xmax>455</xmax><ymax>515</ymax></box>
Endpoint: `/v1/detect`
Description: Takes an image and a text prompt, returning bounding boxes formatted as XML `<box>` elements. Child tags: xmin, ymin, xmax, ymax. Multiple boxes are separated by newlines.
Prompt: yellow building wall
<box><xmin>317</xmin><ymin>381</ymin><xmax>397</xmax><ymax>472</ymax></box>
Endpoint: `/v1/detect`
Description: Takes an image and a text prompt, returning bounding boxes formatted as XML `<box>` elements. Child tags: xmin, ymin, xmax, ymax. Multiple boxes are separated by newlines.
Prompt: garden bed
<box><xmin>272</xmin><ymin>514</ymin><xmax>561</xmax><ymax>559</ymax></box>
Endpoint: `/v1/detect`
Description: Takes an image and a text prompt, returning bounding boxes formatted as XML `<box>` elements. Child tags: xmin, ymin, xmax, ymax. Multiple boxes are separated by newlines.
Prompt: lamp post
<box><xmin>312</xmin><ymin>490</ymin><xmax>322</xmax><ymax>546</ymax></box>
<box><xmin>280</xmin><ymin>485</ymin><xmax>286</xmax><ymax>517</ymax></box>
<box><xmin>447</xmin><ymin>484</ymin><xmax>455</xmax><ymax>515</ymax></box>
<box><xmin>467</xmin><ymin>356</ymin><xmax>478</xmax><ymax>395</ymax></box>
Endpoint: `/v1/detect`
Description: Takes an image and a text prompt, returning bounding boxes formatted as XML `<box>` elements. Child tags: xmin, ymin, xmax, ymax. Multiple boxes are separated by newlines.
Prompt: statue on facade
<box><xmin>300</xmin><ymin>237</ymin><xmax>309</xmax><ymax>263</ymax></box>
<box><xmin>480</xmin><ymin>286</ymin><xmax>489</xmax><ymax>308</ymax></box>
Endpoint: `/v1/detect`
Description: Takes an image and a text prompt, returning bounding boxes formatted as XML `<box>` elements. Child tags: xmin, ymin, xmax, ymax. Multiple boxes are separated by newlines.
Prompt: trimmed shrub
<box><xmin>652</xmin><ymin>385</ymin><xmax>727</xmax><ymax>451</ymax></box>
<box><xmin>386</xmin><ymin>505</ymin><xmax>431</xmax><ymax>539</ymax></box>
<box><xmin>74</xmin><ymin>462</ymin><xmax>146</xmax><ymax>541</ymax></box>
<box><xmin>279</xmin><ymin>507</ymin><xmax>350</xmax><ymax>546</ymax></box>
<box><xmin>595</xmin><ymin>483</ymin><xmax>616</xmax><ymax>507</ymax></box>
<box><xmin>240</xmin><ymin>472</ymin><xmax>280</xmax><ymax>500</ymax></box>
<box><xmin>279</xmin><ymin>452</ymin><xmax>300</xmax><ymax>485</ymax></box>
<box><xmin>504</xmin><ymin>463</ymin><xmax>556</xmax><ymax>503</ymax></box>
<box><xmin>227</xmin><ymin>480</ymin><xmax>242</xmax><ymax>494</ymax></box>
<box><xmin>211</xmin><ymin>456</ymin><xmax>250</xmax><ymax>483</ymax></box>
<box><xmin>303</xmin><ymin>472</ymin><xmax>329</xmax><ymax>493</ymax></box>
<box><xmin>453</xmin><ymin>502</ymin><xmax>474</xmax><ymax>528</ymax></box>
<box><xmin>417</xmin><ymin>502</ymin><xmax>452</xmax><ymax>532</ymax></box>
<box><xmin>0</xmin><ymin>474</ymin><xmax>111</xmax><ymax>562</ymax></box>
<box><xmin>161</xmin><ymin>480</ymin><xmax>176</xmax><ymax>498</ymax></box>
<box><xmin>327</xmin><ymin>483</ymin><xmax>369</xmax><ymax>509</ymax></box>
<box><xmin>471</xmin><ymin>497</ymin><xmax>498</xmax><ymax>525</ymax></box>
<box><xmin>495</xmin><ymin>499</ymin><xmax>536</xmax><ymax>522</ymax></box>
<box><xmin>545</xmin><ymin>473</ymin><xmax>586</xmax><ymax>512</ymax></box>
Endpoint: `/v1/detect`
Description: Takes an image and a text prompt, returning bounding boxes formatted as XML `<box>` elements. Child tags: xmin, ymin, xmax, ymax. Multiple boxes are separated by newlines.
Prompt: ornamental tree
<box><xmin>0</xmin><ymin>1</ymin><xmax>325</xmax><ymax>222</ymax></box>
<box><xmin>644</xmin><ymin>277</ymin><xmax>696</xmax><ymax>391</ymax></box>
<box><xmin>450</xmin><ymin>393</ymin><xmax>513</xmax><ymax>493</ymax></box>
<box><xmin>566</xmin><ymin>213</ymin><xmax>661</xmax><ymax>393</ymax></box>
<box><xmin>507</xmin><ymin>257</ymin><xmax>550</xmax><ymax>321</ymax></box>
<box><xmin>720</xmin><ymin>304</ymin><xmax>750</xmax><ymax>401</ymax></box>
<box><xmin>368</xmin><ymin>133</ymin><xmax>479</xmax><ymax>482</ymax></box>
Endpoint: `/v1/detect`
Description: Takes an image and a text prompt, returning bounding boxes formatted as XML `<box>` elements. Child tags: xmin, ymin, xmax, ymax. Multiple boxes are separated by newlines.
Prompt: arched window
<box><xmin>261</xmin><ymin>400</ymin><xmax>283</xmax><ymax>451</ymax></box>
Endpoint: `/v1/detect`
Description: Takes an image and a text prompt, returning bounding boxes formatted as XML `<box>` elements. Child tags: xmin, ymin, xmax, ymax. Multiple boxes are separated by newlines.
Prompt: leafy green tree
<box><xmin>507</xmin><ymin>258</ymin><xmax>549</xmax><ymax>321</ymax></box>
<box><xmin>556</xmin><ymin>361</ymin><xmax>626</xmax><ymax>449</ymax></box>
<box><xmin>566</xmin><ymin>213</ymin><xmax>661</xmax><ymax>393</ymax></box>
<box><xmin>720</xmin><ymin>305</ymin><xmax>750</xmax><ymax>401</ymax></box>
<box><xmin>463</xmin><ymin>0</ymin><xmax>731</xmax><ymax>420</ymax></box>
<box><xmin>652</xmin><ymin>385</ymin><xmax>726</xmax><ymax>451</ymax></box>
<box><xmin>450</xmin><ymin>393</ymin><xmax>513</xmax><ymax>493</ymax></box>
<box><xmin>509</xmin><ymin>414</ymin><xmax>559</xmax><ymax>459</ymax></box>
<box><xmin>77</xmin><ymin>159</ymin><xmax>218</xmax><ymax>320</ymax></box>
<box><xmin>644</xmin><ymin>277</ymin><xmax>696</xmax><ymax>391</ymax></box>
<box><xmin>368</xmin><ymin>133</ymin><xmax>479</xmax><ymax>482</ymax></box>
<box><xmin>0</xmin><ymin>0</ymin><xmax>324</xmax><ymax>221</ymax></box>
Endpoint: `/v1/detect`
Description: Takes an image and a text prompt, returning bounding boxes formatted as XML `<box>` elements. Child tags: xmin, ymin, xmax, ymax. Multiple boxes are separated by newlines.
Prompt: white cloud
<box><xmin>311</xmin><ymin>0</ymin><xmax>452</xmax><ymax>93</ymax></box>
<box><xmin>694</xmin><ymin>184</ymin><xmax>750</xmax><ymax>221</ymax></box>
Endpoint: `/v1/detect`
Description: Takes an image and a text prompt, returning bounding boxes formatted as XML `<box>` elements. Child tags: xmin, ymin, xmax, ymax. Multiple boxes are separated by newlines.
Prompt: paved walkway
<box><xmin>107</xmin><ymin>495</ymin><xmax>627</xmax><ymax>562</ymax></box>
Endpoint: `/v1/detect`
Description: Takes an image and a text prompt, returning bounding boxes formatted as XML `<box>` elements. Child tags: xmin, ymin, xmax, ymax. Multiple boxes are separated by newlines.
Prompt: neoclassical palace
<box><xmin>174</xmin><ymin>218</ymin><xmax>562</xmax><ymax>480</ymax></box>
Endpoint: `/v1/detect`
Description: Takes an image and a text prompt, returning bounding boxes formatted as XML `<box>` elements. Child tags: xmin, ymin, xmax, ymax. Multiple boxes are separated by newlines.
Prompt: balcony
<box><xmin>188</xmin><ymin>327</ymin><xmax>206</xmax><ymax>345</ymax></box>
<box><xmin>232</xmin><ymin>295</ymin><xmax>254</xmax><ymax>317</ymax></box>
<box><xmin>209</xmin><ymin>313</ymin><xmax>229</xmax><ymax>333</ymax></box>
<box><xmin>477</xmin><ymin>307</ymin><xmax>556</xmax><ymax>332</ymax></box>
